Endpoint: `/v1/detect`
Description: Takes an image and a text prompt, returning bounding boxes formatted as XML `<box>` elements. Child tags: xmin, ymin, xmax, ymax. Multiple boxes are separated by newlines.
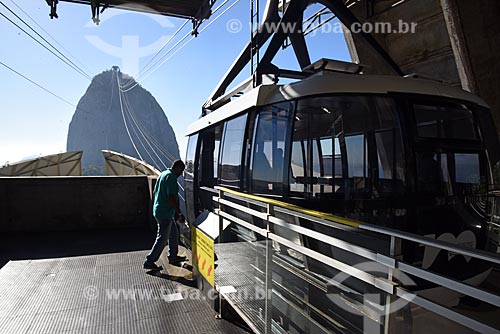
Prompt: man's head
<box><xmin>171</xmin><ymin>159</ymin><xmax>185</xmax><ymax>177</ymax></box>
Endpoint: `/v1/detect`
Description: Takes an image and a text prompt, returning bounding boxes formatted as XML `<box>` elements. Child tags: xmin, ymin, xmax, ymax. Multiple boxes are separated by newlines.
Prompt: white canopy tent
<box><xmin>0</xmin><ymin>151</ymin><xmax>83</xmax><ymax>176</ymax></box>
<box><xmin>102</xmin><ymin>150</ymin><xmax>160</xmax><ymax>176</ymax></box>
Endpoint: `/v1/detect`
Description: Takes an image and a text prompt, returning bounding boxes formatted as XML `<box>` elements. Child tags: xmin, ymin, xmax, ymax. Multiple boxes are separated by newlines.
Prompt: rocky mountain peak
<box><xmin>67</xmin><ymin>68</ymin><xmax>180</xmax><ymax>175</ymax></box>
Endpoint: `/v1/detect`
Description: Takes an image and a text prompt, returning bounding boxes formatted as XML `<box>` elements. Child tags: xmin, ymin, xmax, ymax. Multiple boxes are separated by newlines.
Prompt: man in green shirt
<box><xmin>144</xmin><ymin>160</ymin><xmax>186</xmax><ymax>270</ymax></box>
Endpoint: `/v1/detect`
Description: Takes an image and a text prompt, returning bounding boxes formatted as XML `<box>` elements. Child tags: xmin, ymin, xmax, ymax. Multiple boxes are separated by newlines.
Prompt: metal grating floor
<box><xmin>215</xmin><ymin>242</ymin><xmax>269</xmax><ymax>334</ymax></box>
<box><xmin>0</xmin><ymin>250</ymin><xmax>249</xmax><ymax>334</ymax></box>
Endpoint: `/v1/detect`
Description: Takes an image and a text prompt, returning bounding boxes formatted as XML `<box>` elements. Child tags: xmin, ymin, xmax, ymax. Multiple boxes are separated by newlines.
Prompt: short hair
<box><xmin>172</xmin><ymin>159</ymin><xmax>185</xmax><ymax>170</ymax></box>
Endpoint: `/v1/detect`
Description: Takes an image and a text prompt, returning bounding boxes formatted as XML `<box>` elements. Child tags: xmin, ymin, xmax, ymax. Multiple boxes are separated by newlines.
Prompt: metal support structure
<box><xmin>46</xmin><ymin>0</ymin><xmax>59</xmax><ymax>19</ymax></box>
<box><xmin>366</xmin><ymin>0</ymin><xmax>374</xmax><ymax>18</ymax></box>
<box><xmin>203</xmin><ymin>0</ymin><xmax>404</xmax><ymax>112</ymax></box>
<box><xmin>250</xmin><ymin>0</ymin><xmax>260</xmax><ymax>86</ymax></box>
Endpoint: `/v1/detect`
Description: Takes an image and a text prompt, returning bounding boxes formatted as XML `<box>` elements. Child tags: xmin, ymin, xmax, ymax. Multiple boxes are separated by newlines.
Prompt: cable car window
<box><xmin>197</xmin><ymin>124</ymin><xmax>223</xmax><ymax>188</ymax></box>
<box><xmin>312</xmin><ymin>139</ymin><xmax>323</xmax><ymax>195</ymax></box>
<box><xmin>185</xmin><ymin>134</ymin><xmax>198</xmax><ymax>181</ymax></box>
<box><xmin>345</xmin><ymin>134</ymin><xmax>367</xmax><ymax>178</ymax></box>
<box><xmin>184</xmin><ymin>134</ymin><xmax>198</xmax><ymax>222</ymax></box>
<box><xmin>416</xmin><ymin>152</ymin><xmax>483</xmax><ymax>194</ymax></box>
<box><xmin>291</xmin><ymin>95</ymin><xmax>405</xmax><ymax>199</ymax></box>
<box><xmin>290</xmin><ymin>140</ymin><xmax>305</xmax><ymax>192</ymax></box>
<box><xmin>219</xmin><ymin>114</ymin><xmax>247</xmax><ymax>187</ymax></box>
<box><xmin>455</xmin><ymin>153</ymin><xmax>480</xmax><ymax>184</ymax></box>
<box><xmin>213</xmin><ymin>126</ymin><xmax>222</xmax><ymax>178</ymax></box>
<box><xmin>376</xmin><ymin>132</ymin><xmax>392</xmax><ymax>179</ymax></box>
<box><xmin>316</xmin><ymin>138</ymin><xmax>334</xmax><ymax>193</ymax></box>
<box><xmin>375</xmin><ymin>129</ymin><xmax>404</xmax><ymax>183</ymax></box>
<box><xmin>413</xmin><ymin>103</ymin><xmax>477</xmax><ymax>140</ymax></box>
<box><xmin>251</xmin><ymin>104</ymin><xmax>290</xmax><ymax>194</ymax></box>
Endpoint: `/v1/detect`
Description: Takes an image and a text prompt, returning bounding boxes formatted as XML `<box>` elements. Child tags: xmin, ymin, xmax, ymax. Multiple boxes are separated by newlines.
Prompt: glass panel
<box><xmin>335</xmin><ymin>138</ymin><xmax>342</xmax><ymax>178</ymax></box>
<box><xmin>214</xmin><ymin>200</ymin><xmax>268</xmax><ymax>334</ymax></box>
<box><xmin>251</xmin><ymin>104</ymin><xmax>289</xmax><ymax>194</ymax></box>
<box><xmin>291</xmin><ymin>95</ymin><xmax>404</xmax><ymax>199</ymax></box>
<box><xmin>376</xmin><ymin>129</ymin><xmax>405</xmax><ymax>193</ymax></box>
<box><xmin>345</xmin><ymin>134</ymin><xmax>367</xmax><ymax>178</ymax></box>
<box><xmin>416</xmin><ymin>152</ymin><xmax>445</xmax><ymax>194</ymax></box>
<box><xmin>184</xmin><ymin>134</ymin><xmax>198</xmax><ymax>223</ymax></box>
<box><xmin>220</xmin><ymin>114</ymin><xmax>247</xmax><ymax>187</ymax></box>
<box><xmin>213</xmin><ymin>127</ymin><xmax>222</xmax><ymax>178</ymax></box>
<box><xmin>455</xmin><ymin>153</ymin><xmax>480</xmax><ymax>184</ymax></box>
<box><xmin>184</xmin><ymin>134</ymin><xmax>198</xmax><ymax>181</ymax></box>
<box><xmin>290</xmin><ymin>140</ymin><xmax>305</xmax><ymax>193</ymax></box>
<box><xmin>376</xmin><ymin>131</ymin><xmax>393</xmax><ymax>180</ymax></box>
<box><xmin>414</xmin><ymin>103</ymin><xmax>477</xmax><ymax>140</ymax></box>
<box><xmin>416</xmin><ymin>152</ymin><xmax>483</xmax><ymax>195</ymax></box>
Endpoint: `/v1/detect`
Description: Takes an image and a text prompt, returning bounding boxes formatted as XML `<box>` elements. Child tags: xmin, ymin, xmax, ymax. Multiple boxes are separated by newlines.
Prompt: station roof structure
<box><xmin>52</xmin><ymin>0</ymin><xmax>214</xmax><ymax>20</ymax></box>
<box><xmin>102</xmin><ymin>150</ymin><xmax>160</xmax><ymax>176</ymax></box>
<box><xmin>0</xmin><ymin>151</ymin><xmax>83</xmax><ymax>176</ymax></box>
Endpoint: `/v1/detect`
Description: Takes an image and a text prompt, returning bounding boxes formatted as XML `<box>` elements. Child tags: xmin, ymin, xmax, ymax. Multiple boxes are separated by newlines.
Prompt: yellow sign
<box><xmin>192</xmin><ymin>227</ymin><xmax>215</xmax><ymax>287</ymax></box>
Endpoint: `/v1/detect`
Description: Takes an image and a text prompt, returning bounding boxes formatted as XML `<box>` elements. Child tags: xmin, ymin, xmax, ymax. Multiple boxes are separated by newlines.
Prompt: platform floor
<box><xmin>0</xmin><ymin>229</ymin><xmax>249</xmax><ymax>334</ymax></box>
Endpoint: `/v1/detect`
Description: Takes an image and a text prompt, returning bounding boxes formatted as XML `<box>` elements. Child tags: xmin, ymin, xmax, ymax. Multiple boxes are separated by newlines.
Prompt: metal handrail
<box><xmin>216</xmin><ymin>186</ymin><xmax>500</xmax><ymax>265</ymax></box>
<box><xmin>213</xmin><ymin>186</ymin><xmax>500</xmax><ymax>334</ymax></box>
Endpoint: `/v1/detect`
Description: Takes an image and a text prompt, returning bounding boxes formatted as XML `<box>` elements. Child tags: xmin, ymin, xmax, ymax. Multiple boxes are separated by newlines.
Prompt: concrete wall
<box><xmin>451</xmin><ymin>0</ymin><xmax>500</xmax><ymax>131</ymax></box>
<box><xmin>344</xmin><ymin>0</ymin><xmax>460</xmax><ymax>84</ymax></box>
<box><xmin>343</xmin><ymin>0</ymin><xmax>500</xmax><ymax>133</ymax></box>
<box><xmin>0</xmin><ymin>176</ymin><xmax>156</xmax><ymax>232</ymax></box>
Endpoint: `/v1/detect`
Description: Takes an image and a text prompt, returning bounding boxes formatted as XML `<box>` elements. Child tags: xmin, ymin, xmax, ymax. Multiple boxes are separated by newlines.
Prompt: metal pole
<box><xmin>217</xmin><ymin>188</ymin><xmax>225</xmax><ymax>319</ymax></box>
<box><xmin>265</xmin><ymin>202</ymin><xmax>274</xmax><ymax>333</ymax></box>
<box><xmin>383</xmin><ymin>235</ymin><xmax>396</xmax><ymax>334</ymax></box>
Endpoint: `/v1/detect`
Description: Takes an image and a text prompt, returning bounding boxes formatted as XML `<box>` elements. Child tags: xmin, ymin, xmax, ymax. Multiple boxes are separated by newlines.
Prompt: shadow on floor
<box><xmin>0</xmin><ymin>227</ymin><xmax>155</xmax><ymax>269</ymax></box>
<box><xmin>146</xmin><ymin>269</ymin><xmax>197</xmax><ymax>288</ymax></box>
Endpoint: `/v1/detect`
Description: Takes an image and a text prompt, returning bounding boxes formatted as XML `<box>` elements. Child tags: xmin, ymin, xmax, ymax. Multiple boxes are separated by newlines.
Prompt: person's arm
<box><xmin>164</xmin><ymin>174</ymin><xmax>185</xmax><ymax>222</ymax></box>
<box><xmin>167</xmin><ymin>195</ymin><xmax>181</xmax><ymax>216</ymax></box>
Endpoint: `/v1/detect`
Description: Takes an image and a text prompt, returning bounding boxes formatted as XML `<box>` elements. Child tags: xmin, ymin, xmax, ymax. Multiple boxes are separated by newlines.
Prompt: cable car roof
<box><xmin>186</xmin><ymin>71</ymin><xmax>489</xmax><ymax>136</ymax></box>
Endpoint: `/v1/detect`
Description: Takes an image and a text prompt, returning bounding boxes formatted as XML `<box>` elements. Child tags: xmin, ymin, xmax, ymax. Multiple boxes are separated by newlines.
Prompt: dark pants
<box><xmin>145</xmin><ymin>217</ymin><xmax>179</xmax><ymax>264</ymax></box>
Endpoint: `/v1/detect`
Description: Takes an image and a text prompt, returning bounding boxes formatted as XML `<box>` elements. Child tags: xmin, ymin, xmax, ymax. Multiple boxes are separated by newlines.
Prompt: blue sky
<box><xmin>0</xmin><ymin>0</ymin><xmax>350</xmax><ymax>165</ymax></box>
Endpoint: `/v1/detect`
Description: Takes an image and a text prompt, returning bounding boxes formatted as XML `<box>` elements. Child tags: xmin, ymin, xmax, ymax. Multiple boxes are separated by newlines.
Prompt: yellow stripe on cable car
<box><xmin>216</xmin><ymin>186</ymin><xmax>361</xmax><ymax>228</ymax></box>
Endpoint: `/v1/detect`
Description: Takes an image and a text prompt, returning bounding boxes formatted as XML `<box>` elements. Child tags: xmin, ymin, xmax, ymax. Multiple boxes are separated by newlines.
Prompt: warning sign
<box><xmin>192</xmin><ymin>227</ymin><xmax>215</xmax><ymax>287</ymax></box>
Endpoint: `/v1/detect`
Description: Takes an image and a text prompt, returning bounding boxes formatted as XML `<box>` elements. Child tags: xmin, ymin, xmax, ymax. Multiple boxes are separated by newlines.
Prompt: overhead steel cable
<box><xmin>0</xmin><ymin>5</ymin><xmax>91</xmax><ymax>80</ymax></box>
<box><xmin>120</xmin><ymin>79</ymin><xmax>185</xmax><ymax>195</ymax></box>
<box><xmin>131</xmin><ymin>0</ymin><xmax>232</xmax><ymax>85</ymax></box>
<box><xmin>121</xmin><ymin>90</ymin><xmax>174</xmax><ymax>168</ymax></box>
<box><xmin>124</xmin><ymin>103</ymin><xmax>178</xmax><ymax>164</ymax></box>
<box><xmin>121</xmin><ymin>87</ymin><xmax>184</xmax><ymax>194</ymax></box>
<box><xmin>123</xmin><ymin>19</ymin><xmax>190</xmax><ymax>88</ymax></box>
<box><xmin>119</xmin><ymin>28</ymin><xmax>193</xmax><ymax>92</ymax></box>
<box><xmin>120</xmin><ymin>88</ymin><xmax>164</xmax><ymax>169</ymax></box>
<box><xmin>116</xmin><ymin>74</ymin><xmax>143</xmax><ymax>161</ymax></box>
<box><xmin>7</xmin><ymin>0</ymin><xmax>91</xmax><ymax>75</ymax></box>
<box><xmin>0</xmin><ymin>60</ymin><xmax>75</xmax><ymax>107</ymax></box>
<box><xmin>123</xmin><ymin>102</ymin><xmax>165</xmax><ymax>170</ymax></box>
<box><xmin>123</xmin><ymin>104</ymin><xmax>159</xmax><ymax>168</ymax></box>
<box><xmin>120</xmin><ymin>0</ymin><xmax>241</xmax><ymax>92</ymax></box>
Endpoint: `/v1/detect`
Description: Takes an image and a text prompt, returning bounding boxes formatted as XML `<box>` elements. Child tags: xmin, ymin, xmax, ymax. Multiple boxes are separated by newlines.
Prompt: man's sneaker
<box><xmin>168</xmin><ymin>255</ymin><xmax>187</xmax><ymax>264</ymax></box>
<box><xmin>143</xmin><ymin>262</ymin><xmax>162</xmax><ymax>270</ymax></box>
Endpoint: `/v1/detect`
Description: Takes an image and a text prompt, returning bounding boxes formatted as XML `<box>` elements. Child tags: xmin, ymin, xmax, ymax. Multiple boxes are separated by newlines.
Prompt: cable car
<box><xmin>184</xmin><ymin>60</ymin><xmax>499</xmax><ymax>289</ymax></box>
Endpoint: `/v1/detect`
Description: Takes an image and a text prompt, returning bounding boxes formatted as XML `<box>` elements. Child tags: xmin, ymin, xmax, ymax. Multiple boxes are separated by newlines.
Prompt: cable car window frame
<box><xmin>289</xmin><ymin>93</ymin><xmax>406</xmax><ymax>200</ymax></box>
<box><xmin>400</xmin><ymin>94</ymin><xmax>488</xmax><ymax>195</ymax></box>
<box><xmin>218</xmin><ymin>113</ymin><xmax>248</xmax><ymax>189</ymax></box>
<box><xmin>184</xmin><ymin>133</ymin><xmax>199</xmax><ymax>223</ymax></box>
<box><xmin>249</xmin><ymin>102</ymin><xmax>293</xmax><ymax>196</ymax></box>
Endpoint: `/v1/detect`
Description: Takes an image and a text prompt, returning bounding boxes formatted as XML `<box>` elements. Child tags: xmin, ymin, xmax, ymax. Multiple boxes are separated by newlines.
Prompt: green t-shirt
<box><xmin>152</xmin><ymin>168</ymin><xmax>178</xmax><ymax>220</ymax></box>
